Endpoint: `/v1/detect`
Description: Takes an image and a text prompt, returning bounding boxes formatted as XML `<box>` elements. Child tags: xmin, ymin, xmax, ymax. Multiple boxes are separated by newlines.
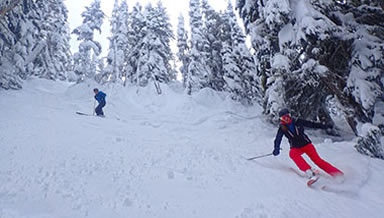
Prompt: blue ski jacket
<box><xmin>274</xmin><ymin>118</ymin><xmax>327</xmax><ymax>151</ymax></box>
<box><xmin>95</xmin><ymin>91</ymin><xmax>106</xmax><ymax>103</ymax></box>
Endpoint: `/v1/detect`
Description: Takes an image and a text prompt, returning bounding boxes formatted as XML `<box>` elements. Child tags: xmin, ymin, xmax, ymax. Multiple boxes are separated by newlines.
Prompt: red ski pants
<box><xmin>289</xmin><ymin>144</ymin><xmax>343</xmax><ymax>177</ymax></box>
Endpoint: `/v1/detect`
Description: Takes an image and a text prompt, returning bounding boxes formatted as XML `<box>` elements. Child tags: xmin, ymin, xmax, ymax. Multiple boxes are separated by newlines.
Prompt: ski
<box><xmin>307</xmin><ymin>176</ymin><xmax>319</xmax><ymax>187</ymax></box>
<box><xmin>306</xmin><ymin>169</ymin><xmax>320</xmax><ymax>187</ymax></box>
<box><xmin>76</xmin><ymin>111</ymin><xmax>93</xmax><ymax>116</ymax></box>
<box><xmin>76</xmin><ymin>112</ymin><xmax>110</xmax><ymax>119</ymax></box>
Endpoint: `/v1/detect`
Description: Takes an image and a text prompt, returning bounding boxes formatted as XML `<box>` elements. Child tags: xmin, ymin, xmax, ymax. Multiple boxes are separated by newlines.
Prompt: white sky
<box><xmin>64</xmin><ymin>0</ymin><xmax>235</xmax><ymax>57</ymax></box>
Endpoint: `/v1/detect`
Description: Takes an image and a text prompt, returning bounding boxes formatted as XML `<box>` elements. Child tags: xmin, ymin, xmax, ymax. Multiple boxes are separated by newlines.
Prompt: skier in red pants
<box><xmin>272</xmin><ymin>108</ymin><xmax>344</xmax><ymax>185</ymax></box>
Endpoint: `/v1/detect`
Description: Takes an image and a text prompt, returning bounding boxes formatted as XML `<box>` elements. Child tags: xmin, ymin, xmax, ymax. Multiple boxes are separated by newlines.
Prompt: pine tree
<box><xmin>186</xmin><ymin>0</ymin><xmax>211</xmax><ymax>94</ymax></box>
<box><xmin>355</xmin><ymin>124</ymin><xmax>384</xmax><ymax>159</ymax></box>
<box><xmin>276</xmin><ymin>0</ymin><xmax>339</xmax><ymax>125</ymax></box>
<box><xmin>201</xmin><ymin>0</ymin><xmax>224</xmax><ymax>91</ymax></box>
<box><xmin>1</xmin><ymin>0</ymin><xmax>71</xmax><ymax>89</ymax></box>
<box><xmin>0</xmin><ymin>0</ymin><xmax>39</xmax><ymax>89</ymax></box>
<box><xmin>237</xmin><ymin>0</ymin><xmax>291</xmax><ymax>119</ymax></box>
<box><xmin>117</xmin><ymin>0</ymin><xmax>130</xmax><ymax>84</ymax></box>
<box><xmin>100</xmin><ymin>0</ymin><xmax>119</xmax><ymax>84</ymax></box>
<box><xmin>124</xmin><ymin>2</ymin><xmax>145</xmax><ymax>85</ymax></box>
<box><xmin>221</xmin><ymin>3</ymin><xmax>244</xmax><ymax>101</ymax></box>
<box><xmin>283</xmin><ymin>0</ymin><xmax>383</xmax><ymax>134</ymax></box>
<box><xmin>154</xmin><ymin>1</ymin><xmax>175</xmax><ymax>82</ymax></box>
<box><xmin>72</xmin><ymin>0</ymin><xmax>104</xmax><ymax>82</ymax></box>
<box><xmin>0</xmin><ymin>2</ymin><xmax>25</xmax><ymax>89</ymax></box>
<box><xmin>320</xmin><ymin>0</ymin><xmax>384</xmax><ymax>157</ymax></box>
<box><xmin>237</xmin><ymin>0</ymin><xmax>384</xmax><ymax>158</ymax></box>
<box><xmin>101</xmin><ymin>0</ymin><xmax>129</xmax><ymax>84</ymax></box>
<box><xmin>32</xmin><ymin>0</ymin><xmax>72</xmax><ymax>81</ymax></box>
<box><xmin>338</xmin><ymin>1</ymin><xmax>383</xmax><ymax>129</ymax></box>
<box><xmin>176</xmin><ymin>14</ymin><xmax>189</xmax><ymax>88</ymax></box>
<box><xmin>222</xmin><ymin>40</ymin><xmax>243</xmax><ymax>99</ymax></box>
<box><xmin>135</xmin><ymin>2</ymin><xmax>174</xmax><ymax>94</ymax></box>
<box><xmin>224</xmin><ymin>1</ymin><xmax>259</xmax><ymax>103</ymax></box>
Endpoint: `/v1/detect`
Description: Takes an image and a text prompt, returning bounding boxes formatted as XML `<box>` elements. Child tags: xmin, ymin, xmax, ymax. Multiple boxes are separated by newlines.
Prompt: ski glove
<box><xmin>273</xmin><ymin>148</ymin><xmax>280</xmax><ymax>156</ymax></box>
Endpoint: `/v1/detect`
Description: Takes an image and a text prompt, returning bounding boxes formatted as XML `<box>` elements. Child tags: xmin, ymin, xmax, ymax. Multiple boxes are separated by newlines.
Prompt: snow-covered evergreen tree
<box><xmin>135</xmin><ymin>2</ymin><xmax>174</xmax><ymax>94</ymax></box>
<box><xmin>117</xmin><ymin>0</ymin><xmax>131</xmax><ymax>84</ymax></box>
<box><xmin>186</xmin><ymin>0</ymin><xmax>210</xmax><ymax>94</ymax></box>
<box><xmin>0</xmin><ymin>0</ymin><xmax>52</xmax><ymax>89</ymax></box>
<box><xmin>325</xmin><ymin>0</ymin><xmax>384</xmax><ymax>157</ymax></box>
<box><xmin>221</xmin><ymin>3</ymin><xmax>244</xmax><ymax>101</ymax></box>
<box><xmin>124</xmin><ymin>2</ymin><xmax>145</xmax><ymax>85</ymax></box>
<box><xmin>0</xmin><ymin>1</ymin><xmax>28</xmax><ymax>89</ymax></box>
<box><xmin>1</xmin><ymin>0</ymin><xmax>72</xmax><ymax>88</ymax></box>
<box><xmin>153</xmin><ymin>1</ymin><xmax>175</xmax><ymax>82</ymax></box>
<box><xmin>237</xmin><ymin>0</ymin><xmax>291</xmax><ymax>118</ymax></box>
<box><xmin>237</xmin><ymin>0</ymin><xmax>384</xmax><ymax>158</ymax></box>
<box><xmin>72</xmin><ymin>0</ymin><xmax>104</xmax><ymax>82</ymax></box>
<box><xmin>283</xmin><ymin>0</ymin><xmax>383</xmax><ymax>141</ymax></box>
<box><xmin>201</xmin><ymin>0</ymin><xmax>224</xmax><ymax>91</ymax></box>
<box><xmin>99</xmin><ymin>0</ymin><xmax>120</xmax><ymax>84</ymax></box>
<box><xmin>222</xmin><ymin>40</ymin><xmax>243</xmax><ymax>99</ymax></box>
<box><xmin>0</xmin><ymin>0</ymin><xmax>73</xmax><ymax>88</ymax></box>
<box><xmin>275</xmin><ymin>0</ymin><xmax>339</xmax><ymax>125</ymax></box>
<box><xmin>222</xmin><ymin>1</ymin><xmax>259</xmax><ymax>104</ymax></box>
<box><xmin>32</xmin><ymin>0</ymin><xmax>72</xmax><ymax>81</ymax></box>
<box><xmin>176</xmin><ymin>14</ymin><xmax>189</xmax><ymax>88</ymax></box>
<box><xmin>101</xmin><ymin>0</ymin><xmax>129</xmax><ymax>84</ymax></box>
<box><xmin>237</xmin><ymin>0</ymin><xmax>341</xmax><ymax>121</ymax></box>
<box><xmin>338</xmin><ymin>1</ymin><xmax>383</xmax><ymax>127</ymax></box>
<box><xmin>355</xmin><ymin>123</ymin><xmax>384</xmax><ymax>159</ymax></box>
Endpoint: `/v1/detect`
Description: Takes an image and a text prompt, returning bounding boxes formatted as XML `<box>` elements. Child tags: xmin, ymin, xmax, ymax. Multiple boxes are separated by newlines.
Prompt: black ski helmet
<box><xmin>279</xmin><ymin>108</ymin><xmax>290</xmax><ymax>117</ymax></box>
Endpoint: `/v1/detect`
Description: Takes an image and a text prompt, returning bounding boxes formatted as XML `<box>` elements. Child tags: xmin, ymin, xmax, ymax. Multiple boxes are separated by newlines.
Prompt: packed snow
<box><xmin>0</xmin><ymin>78</ymin><xmax>383</xmax><ymax>218</ymax></box>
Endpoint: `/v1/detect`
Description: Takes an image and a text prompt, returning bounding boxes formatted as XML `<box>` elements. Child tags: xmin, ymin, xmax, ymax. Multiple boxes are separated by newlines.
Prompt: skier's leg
<box><xmin>304</xmin><ymin>144</ymin><xmax>343</xmax><ymax>177</ymax></box>
<box><xmin>95</xmin><ymin>103</ymin><xmax>102</xmax><ymax>116</ymax></box>
<box><xmin>99</xmin><ymin>101</ymin><xmax>105</xmax><ymax>116</ymax></box>
<box><xmin>289</xmin><ymin>148</ymin><xmax>311</xmax><ymax>172</ymax></box>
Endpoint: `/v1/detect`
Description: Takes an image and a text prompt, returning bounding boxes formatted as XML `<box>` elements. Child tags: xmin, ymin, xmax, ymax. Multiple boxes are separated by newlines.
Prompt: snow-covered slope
<box><xmin>0</xmin><ymin>78</ymin><xmax>383</xmax><ymax>218</ymax></box>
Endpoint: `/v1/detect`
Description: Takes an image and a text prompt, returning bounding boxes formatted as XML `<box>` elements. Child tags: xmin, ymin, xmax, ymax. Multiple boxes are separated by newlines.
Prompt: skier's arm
<box><xmin>94</xmin><ymin>93</ymin><xmax>101</xmax><ymax>103</ymax></box>
<box><xmin>298</xmin><ymin>118</ymin><xmax>327</xmax><ymax>129</ymax></box>
<box><xmin>273</xmin><ymin>128</ymin><xmax>284</xmax><ymax>156</ymax></box>
<box><xmin>99</xmin><ymin>92</ymin><xmax>106</xmax><ymax>101</ymax></box>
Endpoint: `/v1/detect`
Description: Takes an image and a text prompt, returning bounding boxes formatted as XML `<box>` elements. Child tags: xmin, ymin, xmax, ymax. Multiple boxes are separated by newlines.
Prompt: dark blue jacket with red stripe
<box><xmin>274</xmin><ymin>118</ymin><xmax>326</xmax><ymax>151</ymax></box>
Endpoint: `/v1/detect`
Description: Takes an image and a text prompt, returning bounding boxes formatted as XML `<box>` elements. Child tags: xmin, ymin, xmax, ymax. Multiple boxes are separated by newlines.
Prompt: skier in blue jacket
<box><xmin>93</xmin><ymin>88</ymin><xmax>106</xmax><ymax>116</ymax></box>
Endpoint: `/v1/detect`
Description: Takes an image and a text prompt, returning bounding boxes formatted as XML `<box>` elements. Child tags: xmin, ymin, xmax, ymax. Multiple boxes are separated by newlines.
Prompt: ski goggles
<box><xmin>280</xmin><ymin>114</ymin><xmax>291</xmax><ymax>122</ymax></box>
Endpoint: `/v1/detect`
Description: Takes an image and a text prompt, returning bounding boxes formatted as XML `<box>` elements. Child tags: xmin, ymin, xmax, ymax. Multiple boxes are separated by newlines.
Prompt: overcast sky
<box><xmin>64</xmin><ymin>0</ymin><xmax>235</xmax><ymax>56</ymax></box>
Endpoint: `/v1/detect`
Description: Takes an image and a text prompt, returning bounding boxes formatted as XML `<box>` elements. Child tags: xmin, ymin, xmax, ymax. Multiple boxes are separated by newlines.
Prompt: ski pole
<box><xmin>93</xmin><ymin>100</ymin><xmax>96</xmax><ymax>116</ymax></box>
<box><xmin>247</xmin><ymin>153</ymin><xmax>273</xmax><ymax>160</ymax></box>
<box><xmin>246</xmin><ymin>148</ymin><xmax>282</xmax><ymax>160</ymax></box>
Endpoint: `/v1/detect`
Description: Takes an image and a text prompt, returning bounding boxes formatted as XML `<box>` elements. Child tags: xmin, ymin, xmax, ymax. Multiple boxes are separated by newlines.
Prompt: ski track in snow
<box><xmin>0</xmin><ymin>78</ymin><xmax>383</xmax><ymax>218</ymax></box>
